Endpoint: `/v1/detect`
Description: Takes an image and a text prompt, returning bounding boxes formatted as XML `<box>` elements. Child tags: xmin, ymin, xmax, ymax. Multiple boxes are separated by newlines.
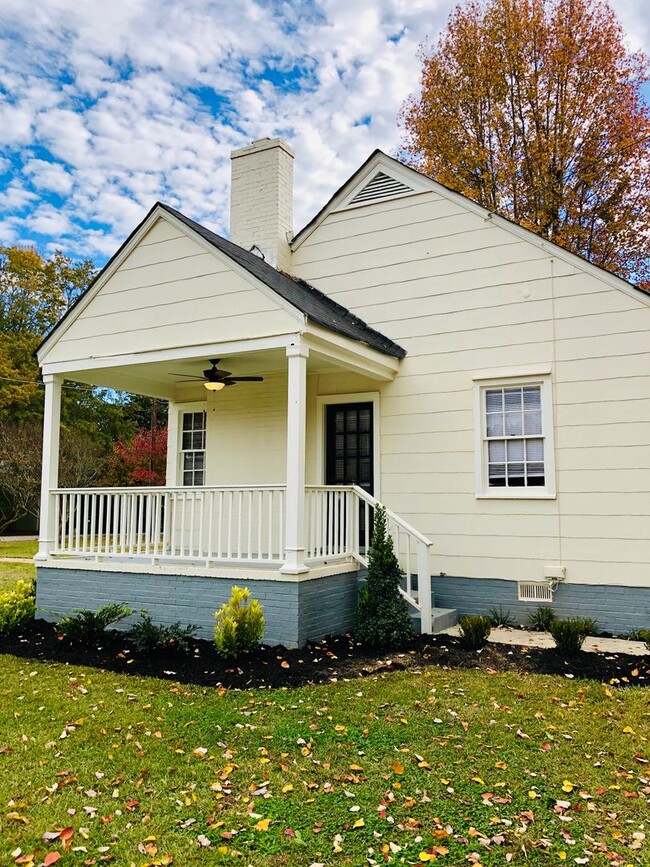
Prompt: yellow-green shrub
<box><xmin>0</xmin><ymin>580</ymin><xmax>36</xmax><ymax>634</ymax></box>
<box><xmin>214</xmin><ymin>586</ymin><xmax>264</xmax><ymax>658</ymax></box>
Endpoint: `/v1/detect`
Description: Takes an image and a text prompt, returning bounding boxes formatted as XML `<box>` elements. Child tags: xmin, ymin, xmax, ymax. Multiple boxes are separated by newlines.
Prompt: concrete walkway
<box><xmin>0</xmin><ymin>557</ymin><xmax>34</xmax><ymax>563</ymax></box>
<box><xmin>443</xmin><ymin>625</ymin><xmax>649</xmax><ymax>656</ymax></box>
<box><xmin>0</xmin><ymin>535</ymin><xmax>37</xmax><ymax>541</ymax></box>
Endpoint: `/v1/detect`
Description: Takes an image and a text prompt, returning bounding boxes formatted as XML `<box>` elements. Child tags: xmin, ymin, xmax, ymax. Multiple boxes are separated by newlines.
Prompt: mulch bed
<box><xmin>1</xmin><ymin>620</ymin><xmax>648</xmax><ymax>689</ymax></box>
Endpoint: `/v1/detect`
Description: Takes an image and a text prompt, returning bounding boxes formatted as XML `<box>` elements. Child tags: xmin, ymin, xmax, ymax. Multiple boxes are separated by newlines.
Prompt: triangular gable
<box><xmin>37</xmin><ymin>206</ymin><xmax>306</xmax><ymax>367</ymax></box>
<box><xmin>292</xmin><ymin>151</ymin><xmax>650</xmax><ymax>307</ymax></box>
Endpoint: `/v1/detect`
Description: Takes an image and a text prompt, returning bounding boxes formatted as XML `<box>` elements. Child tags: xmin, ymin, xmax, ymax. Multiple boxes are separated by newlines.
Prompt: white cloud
<box><xmin>0</xmin><ymin>0</ymin><xmax>646</xmax><ymax>260</ymax></box>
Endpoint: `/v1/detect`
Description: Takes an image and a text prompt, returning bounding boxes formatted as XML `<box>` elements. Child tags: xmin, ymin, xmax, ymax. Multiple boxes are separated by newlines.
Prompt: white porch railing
<box><xmin>305</xmin><ymin>484</ymin><xmax>434</xmax><ymax>633</ymax></box>
<box><xmin>52</xmin><ymin>486</ymin><xmax>286</xmax><ymax>565</ymax></box>
<box><xmin>50</xmin><ymin>483</ymin><xmax>434</xmax><ymax>632</ymax></box>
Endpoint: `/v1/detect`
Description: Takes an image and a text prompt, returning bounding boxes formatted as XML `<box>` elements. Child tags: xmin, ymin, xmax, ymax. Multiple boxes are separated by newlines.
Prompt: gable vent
<box><xmin>348</xmin><ymin>172</ymin><xmax>414</xmax><ymax>206</ymax></box>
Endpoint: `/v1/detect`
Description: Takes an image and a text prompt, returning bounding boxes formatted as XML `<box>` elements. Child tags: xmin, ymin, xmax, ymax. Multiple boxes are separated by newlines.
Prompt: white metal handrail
<box><xmin>51</xmin><ymin>485</ymin><xmax>286</xmax><ymax>565</ymax></box>
<box><xmin>305</xmin><ymin>484</ymin><xmax>434</xmax><ymax>633</ymax></box>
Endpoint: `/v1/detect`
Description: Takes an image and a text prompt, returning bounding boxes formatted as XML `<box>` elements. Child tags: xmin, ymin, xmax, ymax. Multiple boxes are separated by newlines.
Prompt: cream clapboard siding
<box><xmin>44</xmin><ymin>217</ymin><xmax>301</xmax><ymax>365</ymax></box>
<box><xmin>293</xmin><ymin>190</ymin><xmax>650</xmax><ymax>587</ymax></box>
<box><xmin>204</xmin><ymin>373</ymin><xmax>288</xmax><ymax>486</ymax></box>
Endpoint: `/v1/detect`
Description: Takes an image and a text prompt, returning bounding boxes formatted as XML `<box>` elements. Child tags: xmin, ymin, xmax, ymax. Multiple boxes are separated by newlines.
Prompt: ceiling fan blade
<box><xmin>169</xmin><ymin>372</ymin><xmax>206</xmax><ymax>378</ymax></box>
<box><xmin>229</xmin><ymin>376</ymin><xmax>264</xmax><ymax>382</ymax></box>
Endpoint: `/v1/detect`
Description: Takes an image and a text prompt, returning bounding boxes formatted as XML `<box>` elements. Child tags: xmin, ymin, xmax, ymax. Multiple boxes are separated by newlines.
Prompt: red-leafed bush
<box><xmin>112</xmin><ymin>427</ymin><xmax>167</xmax><ymax>486</ymax></box>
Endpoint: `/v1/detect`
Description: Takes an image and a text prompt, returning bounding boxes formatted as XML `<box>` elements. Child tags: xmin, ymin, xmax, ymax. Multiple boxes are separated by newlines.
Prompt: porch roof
<box><xmin>37</xmin><ymin>202</ymin><xmax>405</xmax><ymax>362</ymax></box>
<box><xmin>160</xmin><ymin>205</ymin><xmax>406</xmax><ymax>359</ymax></box>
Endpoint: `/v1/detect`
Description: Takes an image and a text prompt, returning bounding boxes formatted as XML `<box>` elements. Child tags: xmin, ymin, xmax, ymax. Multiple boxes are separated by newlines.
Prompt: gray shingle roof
<box><xmin>159</xmin><ymin>204</ymin><xmax>405</xmax><ymax>358</ymax></box>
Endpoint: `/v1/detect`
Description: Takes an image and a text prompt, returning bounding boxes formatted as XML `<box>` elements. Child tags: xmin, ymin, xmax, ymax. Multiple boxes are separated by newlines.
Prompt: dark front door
<box><xmin>325</xmin><ymin>402</ymin><xmax>374</xmax><ymax>546</ymax></box>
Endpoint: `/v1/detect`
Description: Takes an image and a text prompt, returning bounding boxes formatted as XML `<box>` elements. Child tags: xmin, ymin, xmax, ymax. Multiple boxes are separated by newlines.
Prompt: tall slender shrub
<box><xmin>356</xmin><ymin>506</ymin><xmax>414</xmax><ymax>648</ymax></box>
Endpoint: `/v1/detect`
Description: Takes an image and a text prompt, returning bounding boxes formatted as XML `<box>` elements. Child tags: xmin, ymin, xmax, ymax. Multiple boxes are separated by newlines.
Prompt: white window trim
<box><xmin>473</xmin><ymin>374</ymin><xmax>556</xmax><ymax>499</ymax></box>
<box><xmin>175</xmin><ymin>402</ymin><xmax>207</xmax><ymax>487</ymax></box>
<box><xmin>315</xmin><ymin>392</ymin><xmax>381</xmax><ymax>499</ymax></box>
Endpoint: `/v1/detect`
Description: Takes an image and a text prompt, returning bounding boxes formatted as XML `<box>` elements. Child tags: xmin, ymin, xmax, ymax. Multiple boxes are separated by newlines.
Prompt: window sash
<box><xmin>180</xmin><ymin>411</ymin><xmax>206</xmax><ymax>486</ymax></box>
<box><xmin>483</xmin><ymin>385</ymin><xmax>545</xmax><ymax>490</ymax></box>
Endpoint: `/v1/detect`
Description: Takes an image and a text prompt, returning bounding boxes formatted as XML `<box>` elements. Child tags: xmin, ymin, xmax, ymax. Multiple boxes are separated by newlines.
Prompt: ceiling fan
<box><xmin>171</xmin><ymin>359</ymin><xmax>264</xmax><ymax>391</ymax></box>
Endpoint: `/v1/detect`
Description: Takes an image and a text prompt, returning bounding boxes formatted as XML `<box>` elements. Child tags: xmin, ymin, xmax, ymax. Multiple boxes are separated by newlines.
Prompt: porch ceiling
<box><xmin>42</xmin><ymin>329</ymin><xmax>400</xmax><ymax>399</ymax></box>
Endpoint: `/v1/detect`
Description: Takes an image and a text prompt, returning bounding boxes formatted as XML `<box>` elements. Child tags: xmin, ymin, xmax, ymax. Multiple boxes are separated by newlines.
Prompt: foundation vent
<box><xmin>517</xmin><ymin>582</ymin><xmax>554</xmax><ymax>603</ymax></box>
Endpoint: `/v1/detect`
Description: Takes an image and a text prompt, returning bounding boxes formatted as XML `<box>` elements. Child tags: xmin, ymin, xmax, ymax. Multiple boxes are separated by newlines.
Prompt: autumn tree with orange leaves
<box><xmin>399</xmin><ymin>0</ymin><xmax>650</xmax><ymax>283</ymax></box>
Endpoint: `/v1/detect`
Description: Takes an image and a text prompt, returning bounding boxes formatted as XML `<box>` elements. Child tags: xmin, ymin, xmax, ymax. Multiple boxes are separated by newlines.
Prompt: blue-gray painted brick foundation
<box><xmin>35</xmin><ymin>567</ymin><xmax>358</xmax><ymax>648</ymax></box>
<box><xmin>432</xmin><ymin>576</ymin><xmax>650</xmax><ymax>635</ymax></box>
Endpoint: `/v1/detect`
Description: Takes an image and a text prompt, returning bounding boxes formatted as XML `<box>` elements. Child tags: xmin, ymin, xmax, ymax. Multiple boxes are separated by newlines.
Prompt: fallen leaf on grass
<box><xmin>254</xmin><ymin>818</ymin><xmax>271</xmax><ymax>831</ymax></box>
<box><xmin>44</xmin><ymin>855</ymin><xmax>62</xmax><ymax>866</ymax></box>
<box><xmin>391</xmin><ymin>761</ymin><xmax>404</xmax><ymax>774</ymax></box>
<box><xmin>7</xmin><ymin>812</ymin><xmax>29</xmax><ymax>824</ymax></box>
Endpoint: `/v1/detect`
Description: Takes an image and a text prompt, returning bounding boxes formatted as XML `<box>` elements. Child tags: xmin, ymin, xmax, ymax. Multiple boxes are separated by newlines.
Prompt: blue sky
<box><xmin>0</xmin><ymin>0</ymin><xmax>648</xmax><ymax>264</ymax></box>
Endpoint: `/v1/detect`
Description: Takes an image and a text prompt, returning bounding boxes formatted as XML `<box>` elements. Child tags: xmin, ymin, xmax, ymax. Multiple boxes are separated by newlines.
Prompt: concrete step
<box><xmin>410</xmin><ymin>606</ymin><xmax>458</xmax><ymax>634</ymax></box>
<box><xmin>360</xmin><ymin>572</ymin><xmax>457</xmax><ymax>634</ymax></box>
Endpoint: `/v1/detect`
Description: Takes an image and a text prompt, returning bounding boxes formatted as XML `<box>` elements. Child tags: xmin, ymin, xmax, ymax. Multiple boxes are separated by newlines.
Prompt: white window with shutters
<box><xmin>473</xmin><ymin>374</ymin><xmax>556</xmax><ymax>498</ymax></box>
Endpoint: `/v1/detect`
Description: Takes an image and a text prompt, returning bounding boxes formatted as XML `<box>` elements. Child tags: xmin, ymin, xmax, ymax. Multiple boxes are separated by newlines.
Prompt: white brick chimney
<box><xmin>230</xmin><ymin>137</ymin><xmax>294</xmax><ymax>273</ymax></box>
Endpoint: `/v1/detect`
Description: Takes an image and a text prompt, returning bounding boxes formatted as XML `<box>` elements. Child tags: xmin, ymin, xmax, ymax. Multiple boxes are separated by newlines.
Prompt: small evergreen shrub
<box><xmin>0</xmin><ymin>580</ymin><xmax>36</xmax><ymax>635</ymax></box>
<box><xmin>355</xmin><ymin>506</ymin><xmax>414</xmax><ymax>648</ymax></box>
<box><xmin>129</xmin><ymin>613</ymin><xmax>197</xmax><ymax>653</ymax></box>
<box><xmin>57</xmin><ymin>602</ymin><xmax>132</xmax><ymax>643</ymax></box>
<box><xmin>627</xmin><ymin>628</ymin><xmax>650</xmax><ymax>649</ymax></box>
<box><xmin>488</xmin><ymin>606</ymin><xmax>515</xmax><ymax>628</ymax></box>
<box><xmin>581</xmin><ymin>617</ymin><xmax>599</xmax><ymax>636</ymax></box>
<box><xmin>528</xmin><ymin>606</ymin><xmax>557</xmax><ymax>632</ymax></box>
<box><xmin>549</xmin><ymin>617</ymin><xmax>593</xmax><ymax>656</ymax></box>
<box><xmin>458</xmin><ymin>614</ymin><xmax>492</xmax><ymax>650</ymax></box>
<box><xmin>214</xmin><ymin>586</ymin><xmax>265</xmax><ymax>658</ymax></box>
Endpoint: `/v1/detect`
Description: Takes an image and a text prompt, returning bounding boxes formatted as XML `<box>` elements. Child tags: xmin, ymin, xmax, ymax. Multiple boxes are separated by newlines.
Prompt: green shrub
<box><xmin>488</xmin><ymin>606</ymin><xmax>515</xmax><ymax>628</ymax></box>
<box><xmin>129</xmin><ymin>613</ymin><xmax>197</xmax><ymax>653</ymax></box>
<box><xmin>581</xmin><ymin>617</ymin><xmax>599</xmax><ymax>636</ymax></box>
<box><xmin>355</xmin><ymin>506</ymin><xmax>414</xmax><ymax>648</ymax></box>
<box><xmin>549</xmin><ymin>618</ymin><xmax>593</xmax><ymax>656</ymax></box>
<box><xmin>57</xmin><ymin>602</ymin><xmax>132</xmax><ymax>643</ymax></box>
<box><xmin>214</xmin><ymin>586</ymin><xmax>264</xmax><ymax>658</ymax></box>
<box><xmin>528</xmin><ymin>606</ymin><xmax>557</xmax><ymax>632</ymax></box>
<box><xmin>628</xmin><ymin>628</ymin><xmax>650</xmax><ymax>648</ymax></box>
<box><xmin>458</xmin><ymin>614</ymin><xmax>492</xmax><ymax>650</ymax></box>
<box><xmin>0</xmin><ymin>580</ymin><xmax>36</xmax><ymax>635</ymax></box>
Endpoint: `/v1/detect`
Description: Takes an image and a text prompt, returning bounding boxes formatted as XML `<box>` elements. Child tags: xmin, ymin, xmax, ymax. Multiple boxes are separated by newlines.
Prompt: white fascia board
<box><xmin>292</xmin><ymin>152</ymin><xmax>650</xmax><ymax>307</ymax></box>
<box><xmin>332</xmin><ymin>155</ymin><xmax>432</xmax><ymax>213</ymax></box>
<box><xmin>38</xmin><ymin>205</ymin><xmax>307</xmax><ymax>367</ymax></box>
<box><xmin>37</xmin><ymin>209</ymin><xmax>166</xmax><ymax>365</ymax></box>
<box><xmin>40</xmin><ymin>332</ymin><xmax>300</xmax><ymax>377</ymax></box>
<box><xmin>303</xmin><ymin>322</ymin><xmax>401</xmax><ymax>381</ymax></box>
<box><xmin>437</xmin><ymin>196</ymin><xmax>650</xmax><ymax>308</ymax></box>
<box><xmin>291</xmin><ymin>153</ymin><xmax>430</xmax><ymax>252</ymax></box>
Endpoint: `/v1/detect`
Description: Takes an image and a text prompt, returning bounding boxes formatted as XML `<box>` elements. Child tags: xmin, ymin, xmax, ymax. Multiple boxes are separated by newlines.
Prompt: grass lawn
<box><xmin>1</xmin><ymin>658</ymin><xmax>649</xmax><ymax>865</ymax></box>
<box><xmin>0</xmin><ymin>561</ymin><xmax>35</xmax><ymax>593</ymax></box>
<box><xmin>0</xmin><ymin>538</ymin><xmax>38</xmax><ymax>559</ymax></box>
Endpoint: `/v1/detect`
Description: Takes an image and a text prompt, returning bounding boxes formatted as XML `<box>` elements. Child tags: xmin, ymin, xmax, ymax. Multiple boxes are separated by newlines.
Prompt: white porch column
<box><xmin>280</xmin><ymin>340</ymin><xmax>309</xmax><ymax>574</ymax></box>
<box><xmin>35</xmin><ymin>373</ymin><xmax>63</xmax><ymax>560</ymax></box>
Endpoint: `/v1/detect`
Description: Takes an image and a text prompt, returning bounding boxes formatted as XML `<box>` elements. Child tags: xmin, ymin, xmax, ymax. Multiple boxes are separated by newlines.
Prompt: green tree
<box><xmin>0</xmin><ymin>246</ymin><xmax>95</xmax><ymax>419</ymax></box>
<box><xmin>399</xmin><ymin>0</ymin><xmax>650</xmax><ymax>282</ymax></box>
<box><xmin>356</xmin><ymin>507</ymin><xmax>414</xmax><ymax>648</ymax></box>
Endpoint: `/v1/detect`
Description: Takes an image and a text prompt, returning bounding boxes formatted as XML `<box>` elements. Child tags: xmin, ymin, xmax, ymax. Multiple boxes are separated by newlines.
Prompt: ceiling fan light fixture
<box><xmin>204</xmin><ymin>380</ymin><xmax>225</xmax><ymax>391</ymax></box>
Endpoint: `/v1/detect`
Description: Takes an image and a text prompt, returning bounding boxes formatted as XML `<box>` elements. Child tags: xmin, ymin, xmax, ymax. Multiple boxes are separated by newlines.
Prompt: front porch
<box><xmin>36</xmin><ymin>481</ymin><xmax>434</xmax><ymax>644</ymax></box>
<box><xmin>36</xmin><ymin>306</ymin><xmax>434</xmax><ymax>644</ymax></box>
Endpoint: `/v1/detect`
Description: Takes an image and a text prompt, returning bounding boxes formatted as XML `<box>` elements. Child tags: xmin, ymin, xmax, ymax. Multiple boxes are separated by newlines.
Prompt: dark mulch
<box><xmin>1</xmin><ymin>620</ymin><xmax>648</xmax><ymax>689</ymax></box>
